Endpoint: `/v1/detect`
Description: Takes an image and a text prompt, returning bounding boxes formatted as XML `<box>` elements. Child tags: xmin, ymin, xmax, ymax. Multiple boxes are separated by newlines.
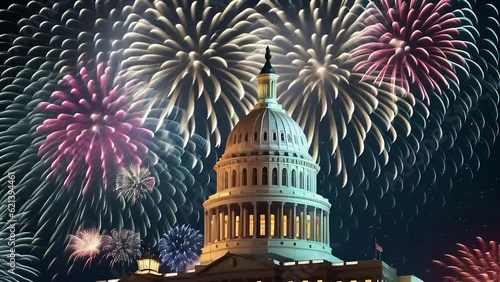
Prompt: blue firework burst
<box><xmin>158</xmin><ymin>225</ymin><xmax>203</xmax><ymax>272</ymax></box>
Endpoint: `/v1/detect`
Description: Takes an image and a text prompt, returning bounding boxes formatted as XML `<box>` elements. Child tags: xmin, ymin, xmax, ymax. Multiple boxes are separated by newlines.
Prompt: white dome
<box><xmin>223</xmin><ymin>107</ymin><xmax>311</xmax><ymax>159</ymax></box>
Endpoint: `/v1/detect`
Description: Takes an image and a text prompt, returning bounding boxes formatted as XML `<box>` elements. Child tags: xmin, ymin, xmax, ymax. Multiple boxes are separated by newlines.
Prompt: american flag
<box><xmin>375</xmin><ymin>242</ymin><xmax>384</xmax><ymax>252</ymax></box>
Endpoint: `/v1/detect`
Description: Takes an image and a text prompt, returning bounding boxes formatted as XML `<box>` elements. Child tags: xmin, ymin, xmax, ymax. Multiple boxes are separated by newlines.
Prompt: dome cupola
<box><xmin>224</xmin><ymin>46</ymin><xmax>311</xmax><ymax>159</ymax></box>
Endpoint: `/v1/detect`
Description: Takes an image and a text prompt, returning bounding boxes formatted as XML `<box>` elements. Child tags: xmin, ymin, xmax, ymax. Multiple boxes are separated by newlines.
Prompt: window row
<box><xmin>231</xmin><ymin>130</ymin><xmax>306</xmax><ymax>146</ymax></box>
<box><xmin>223</xmin><ymin>167</ymin><xmax>314</xmax><ymax>190</ymax></box>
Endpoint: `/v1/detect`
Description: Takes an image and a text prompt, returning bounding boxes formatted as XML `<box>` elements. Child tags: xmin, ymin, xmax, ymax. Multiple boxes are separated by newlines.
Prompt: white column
<box><xmin>279</xmin><ymin>202</ymin><xmax>284</xmax><ymax>238</ymax></box>
<box><xmin>253</xmin><ymin>202</ymin><xmax>257</xmax><ymax>238</ymax></box>
<box><xmin>302</xmin><ymin>205</ymin><xmax>307</xmax><ymax>239</ymax></box>
<box><xmin>204</xmin><ymin>211</ymin><xmax>208</xmax><ymax>244</ymax></box>
<box><xmin>215</xmin><ymin>206</ymin><xmax>220</xmax><ymax>241</ymax></box>
<box><xmin>239</xmin><ymin>203</ymin><xmax>243</xmax><ymax>238</ymax></box>
<box><xmin>267</xmin><ymin>202</ymin><xmax>271</xmax><ymax>238</ymax></box>
<box><xmin>292</xmin><ymin>204</ymin><xmax>297</xmax><ymax>239</ymax></box>
<box><xmin>227</xmin><ymin>204</ymin><xmax>231</xmax><ymax>240</ymax></box>
<box><xmin>326</xmin><ymin>211</ymin><xmax>330</xmax><ymax>245</ymax></box>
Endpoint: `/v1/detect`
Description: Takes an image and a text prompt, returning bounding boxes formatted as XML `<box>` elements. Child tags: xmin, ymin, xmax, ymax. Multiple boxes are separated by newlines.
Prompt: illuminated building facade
<box><xmin>116</xmin><ymin>48</ymin><xmax>422</xmax><ymax>282</ymax></box>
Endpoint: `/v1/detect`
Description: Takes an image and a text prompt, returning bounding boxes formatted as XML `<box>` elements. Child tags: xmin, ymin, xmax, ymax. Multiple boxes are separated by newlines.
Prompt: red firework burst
<box><xmin>351</xmin><ymin>0</ymin><xmax>467</xmax><ymax>101</ymax></box>
<box><xmin>433</xmin><ymin>237</ymin><xmax>500</xmax><ymax>281</ymax></box>
<box><xmin>37</xmin><ymin>63</ymin><xmax>154</xmax><ymax>194</ymax></box>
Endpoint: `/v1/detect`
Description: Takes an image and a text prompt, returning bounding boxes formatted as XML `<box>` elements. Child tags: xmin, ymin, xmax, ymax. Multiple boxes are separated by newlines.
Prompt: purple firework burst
<box><xmin>36</xmin><ymin>63</ymin><xmax>154</xmax><ymax>194</ymax></box>
<box><xmin>351</xmin><ymin>0</ymin><xmax>467</xmax><ymax>101</ymax></box>
<box><xmin>159</xmin><ymin>225</ymin><xmax>203</xmax><ymax>272</ymax></box>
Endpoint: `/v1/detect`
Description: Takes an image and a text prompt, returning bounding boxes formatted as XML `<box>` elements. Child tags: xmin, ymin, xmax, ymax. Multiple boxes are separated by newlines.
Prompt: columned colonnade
<box><xmin>204</xmin><ymin>201</ymin><xmax>330</xmax><ymax>245</ymax></box>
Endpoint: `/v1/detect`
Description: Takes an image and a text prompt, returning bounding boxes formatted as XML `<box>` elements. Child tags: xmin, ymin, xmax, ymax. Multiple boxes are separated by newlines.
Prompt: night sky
<box><xmin>0</xmin><ymin>0</ymin><xmax>500</xmax><ymax>282</ymax></box>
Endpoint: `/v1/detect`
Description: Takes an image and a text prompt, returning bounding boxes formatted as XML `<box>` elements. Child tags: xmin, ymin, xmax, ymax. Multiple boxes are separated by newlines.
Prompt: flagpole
<box><xmin>374</xmin><ymin>237</ymin><xmax>377</xmax><ymax>260</ymax></box>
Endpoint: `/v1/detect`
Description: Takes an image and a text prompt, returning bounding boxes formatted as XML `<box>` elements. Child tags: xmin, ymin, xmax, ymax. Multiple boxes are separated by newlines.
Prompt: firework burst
<box><xmin>434</xmin><ymin>237</ymin><xmax>500</xmax><ymax>281</ymax></box>
<box><xmin>67</xmin><ymin>229</ymin><xmax>102</xmax><ymax>268</ymax></box>
<box><xmin>116</xmin><ymin>164</ymin><xmax>156</xmax><ymax>204</ymax></box>
<box><xmin>101</xmin><ymin>229</ymin><xmax>142</xmax><ymax>268</ymax></box>
<box><xmin>119</xmin><ymin>0</ymin><xmax>273</xmax><ymax>150</ymax></box>
<box><xmin>351</xmin><ymin>0</ymin><xmax>468</xmax><ymax>101</ymax></box>
<box><xmin>256</xmin><ymin>0</ymin><xmax>413</xmax><ymax>186</ymax></box>
<box><xmin>159</xmin><ymin>225</ymin><xmax>203</xmax><ymax>272</ymax></box>
<box><xmin>36</xmin><ymin>63</ymin><xmax>154</xmax><ymax>194</ymax></box>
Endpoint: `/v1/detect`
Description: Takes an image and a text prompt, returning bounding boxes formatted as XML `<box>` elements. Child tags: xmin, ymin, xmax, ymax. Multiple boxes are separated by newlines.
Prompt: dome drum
<box><xmin>215</xmin><ymin>155</ymin><xmax>320</xmax><ymax>193</ymax></box>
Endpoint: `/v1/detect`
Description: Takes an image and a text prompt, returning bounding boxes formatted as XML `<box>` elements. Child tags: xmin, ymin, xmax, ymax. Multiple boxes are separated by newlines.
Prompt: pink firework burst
<box><xmin>68</xmin><ymin>229</ymin><xmax>102</xmax><ymax>268</ymax></box>
<box><xmin>433</xmin><ymin>237</ymin><xmax>500</xmax><ymax>281</ymax></box>
<box><xmin>351</xmin><ymin>0</ymin><xmax>467</xmax><ymax>101</ymax></box>
<box><xmin>37</xmin><ymin>63</ymin><xmax>154</xmax><ymax>194</ymax></box>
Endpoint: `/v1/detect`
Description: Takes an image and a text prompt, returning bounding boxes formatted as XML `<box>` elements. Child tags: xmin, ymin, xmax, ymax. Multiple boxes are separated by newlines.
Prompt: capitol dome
<box><xmin>200</xmin><ymin>47</ymin><xmax>339</xmax><ymax>265</ymax></box>
<box><xmin>224</xmin><ymin>107</ymin><xmax>311</xmax><ymax>159</ymax></box>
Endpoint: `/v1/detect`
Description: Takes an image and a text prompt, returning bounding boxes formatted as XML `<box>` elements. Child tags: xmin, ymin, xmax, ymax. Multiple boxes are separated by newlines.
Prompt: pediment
<box><xmin>196</xmin><ymin>252</ymin><xmax>277</xmax><ymax>276</ymax></box>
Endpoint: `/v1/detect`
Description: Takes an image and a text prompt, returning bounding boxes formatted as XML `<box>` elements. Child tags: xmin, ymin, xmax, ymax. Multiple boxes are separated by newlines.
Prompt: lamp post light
<box><xmin>136</xmin><ymin>250</ymin><xmax>161</xmax><ymax>275</ymax></box>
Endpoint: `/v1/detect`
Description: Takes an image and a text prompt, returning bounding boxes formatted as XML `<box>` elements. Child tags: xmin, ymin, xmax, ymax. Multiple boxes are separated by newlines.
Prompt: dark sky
<box><xmin>0</xmin><ymin>1</ymin><xmax>499</xmax><ymax>282</ymax></box>
<box><xmin>334</xmin><ymin>141</ymin><xmax>500</xmax><ymax>281</ymax></box>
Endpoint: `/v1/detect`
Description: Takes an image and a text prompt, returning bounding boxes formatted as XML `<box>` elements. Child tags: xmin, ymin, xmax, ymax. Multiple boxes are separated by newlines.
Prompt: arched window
<box><xmin>291</xmin><ymin>169</ymin><xmax>296</xmax><ymax>187</ymax></box>
<box><xmin>263</xmin><ymin>132</ymin><xmax>267</xmax><ymax>141</ymax></box>
<box><xmin>300</xmin><ymin>171</ymin><xmax>304</xmax><ymax>189</ymax></box>
<box><xmin>282</xmin><ymin>168</ymin><xmax>287</xmax><ymax>186</ymax></box>
<box><xmin>245</xmin><ymin>133</ymin><xmax>248</xmax><ymax>142</ymax></box>
<box><xmin>262</xmin><ymin>167</ymin><xmax>268</xmax><ymax>185</ymax></box>
<box><xmin>272</xmin><ymin>168</ymin><xmax>278</xmax><ymax>185</ymax></box>
<box><xmin>242</xmin><ymin>168</ymin><xmax>247</xmax><ymax>186</ymax></box>
<box><xmin>224</xmin><ymin>171</ymin><xmax>229</xmax><ymax>189</ymax></box>
<box><xmin>273</xmin><ymin>132</ymin><xmax>277</xmax><ymax>141</ymax></box>
<box><xmin>254</xmin><ymin>132</ymin><xmax>258</xmax><ymax>141</ymax></box>
<box><xmin>232</xmin><ymin>170</ymin><xmax>237</xmax><ymax>187</ymax></box>
<box><xmin>252</xmin><ymin>168</ymin><xmax>258</xmax><ymax>185</ymax></box>
<box><xmin>281</xmin><ymin>133</ymin><xmax>285</xmax><ymax>142</ymax></box>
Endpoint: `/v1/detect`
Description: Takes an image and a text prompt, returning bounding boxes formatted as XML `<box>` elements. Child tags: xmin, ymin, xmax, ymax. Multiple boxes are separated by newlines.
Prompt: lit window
<box><xmin>249</xmin><ymin>214</ymin><xmax>254</xmax><ymax>236</ymax></box>
<box><xmin>365</xmin><ymin>280</ymin><xmax>373</xmax><ymax>282</ymax></box>
<box><xmin>270</xmin><ymin>214</ymin><xmax>275</xmax><ymax>236</ymax></box>
<box><xmin>235</xmin><ymin>216</ymin><xmax>240</xmax><ymax>237</ymax></box>
<box><xmin>260</xmin><ymin>214</ymin><xmax>266</xmax><ymax>236</ymax></box>
<box><xmin>350</xmin><ymin>280</ymin><xmax>357</xmax><ymax>282</ymax></box>
<box><xmin>283</xmin><ymin>215</ymin><xmax>288</xmax><ymax>237</ymax></box>
<box><xmin>306</xmin><ymin>214</ymin><xmax>311</xmax><ymax>240</ymax></box>
<box><xmin>318</xmin><ymin>280</ymin><xmax>323</xmax><ymax>282</ymax></box>
<box><xmin>272</xmin><ymin>168</ymin><xmax>278</xmax><ymax>185</ymax></box>
<box><xmin>224</xmin><ymin>215</ymin><xmax>228</xmax><ymax>239</ymax></box>
<box><xmin>296</xmin><ymin>216</ymin><xmax>300</xmax><ymax>237</ymax></box>
<box><xmin>242</xmin><ymin>169</ymin><xmax>247</xmax><ymax>186</ymax></box>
